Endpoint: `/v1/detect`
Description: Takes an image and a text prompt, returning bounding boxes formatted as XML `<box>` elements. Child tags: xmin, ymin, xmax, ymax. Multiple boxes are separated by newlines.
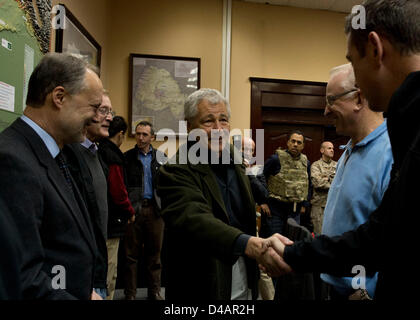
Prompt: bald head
<box><xmin>320</xmin><ymin>141</ymin><xmax>334</xmax><ymax>161</ymax></box>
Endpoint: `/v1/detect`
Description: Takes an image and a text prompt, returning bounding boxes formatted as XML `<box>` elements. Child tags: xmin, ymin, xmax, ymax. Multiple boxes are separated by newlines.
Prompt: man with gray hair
<box><xmin>0</xmin><ymin>53</ymin><xmax>104</xmax><ymax>299</ymax></box>
<box><xmin>319</xmin><ymin>63</ymin><xmax>393</xmax><ymax>300</ymax></box>
<box><xmin>157</xmin><ymin>88</ymin><xmax>289</xmax><ymax>300</ymax></box>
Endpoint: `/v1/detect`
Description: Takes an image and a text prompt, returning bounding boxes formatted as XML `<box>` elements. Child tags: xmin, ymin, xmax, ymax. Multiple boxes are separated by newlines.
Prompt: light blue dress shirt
<box><xmin>20</xmin><ymin>115</ymin><xmax>60</xmax><ymax>158</ymax></box>
<box><xmin>321</xmin><ymin>120</ymin><xmax>393</xmax><ymax>298</ymax></box>
<box><xmin>81</xmin><ymin>138</ymin><xmax>98</xmax><ymax>153</ymax></box>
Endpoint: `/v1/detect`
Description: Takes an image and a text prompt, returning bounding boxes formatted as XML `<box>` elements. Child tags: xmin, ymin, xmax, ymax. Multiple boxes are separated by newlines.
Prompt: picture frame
<box><xmin>129</xmin><ymin>53</ymin><xmax>201</xmax><ymax>137</ymax></box>
<box><xmin>55</xmin><ymin>4</ymin><xmax>101</xmax><ymax>74</ymax></box>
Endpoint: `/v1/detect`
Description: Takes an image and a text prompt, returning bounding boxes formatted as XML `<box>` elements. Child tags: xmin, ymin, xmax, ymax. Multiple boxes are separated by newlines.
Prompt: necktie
<box><xmin>89</xmin><ymin>143</ymin><xmax>98</xmax><ymax>154</ymax></box>
<box><xmin>55</xmin><ymin>152</ymin><xmax>74</xmax><ymax>194</ymax></box>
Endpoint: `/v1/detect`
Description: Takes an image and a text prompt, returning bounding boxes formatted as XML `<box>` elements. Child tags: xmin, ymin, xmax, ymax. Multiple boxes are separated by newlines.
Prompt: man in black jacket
<box><xmin>123</xmin><ymin>121</ymin><xmax>166</xmax><ymax>300</ymax></box>
<box><xmin>263</xmin><ymin>0</ymin><xmax>420</xmax><ymax>301</ymax></box>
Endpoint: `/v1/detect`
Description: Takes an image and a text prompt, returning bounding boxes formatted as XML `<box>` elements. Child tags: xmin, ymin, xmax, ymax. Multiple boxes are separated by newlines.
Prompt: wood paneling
<box><xmin>250</xmin><ymin>77</ymin><xmax>347</xmax><ymax>163</ymax></box>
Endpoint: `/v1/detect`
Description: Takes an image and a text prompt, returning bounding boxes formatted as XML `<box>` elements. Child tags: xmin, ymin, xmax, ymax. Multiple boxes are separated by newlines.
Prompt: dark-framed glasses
<box><xmin>326</xmin><ymin>88</ymin><xmax>358</xmax><ymax>106</ymax></box>
<box><xmin>97</xmin><ymin>106</ymin><xmax>115</xmax><ymax>117</ymax></box>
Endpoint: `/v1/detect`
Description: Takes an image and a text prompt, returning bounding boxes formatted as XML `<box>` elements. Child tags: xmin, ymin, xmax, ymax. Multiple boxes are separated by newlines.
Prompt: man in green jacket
<box><xmin>157</xmin><ymin>88</ymin><xmax>287</xmax><ymax>300</ymax></box>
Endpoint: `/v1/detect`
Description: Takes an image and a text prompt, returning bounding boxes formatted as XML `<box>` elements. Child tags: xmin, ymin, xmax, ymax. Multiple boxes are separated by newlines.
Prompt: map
<box><xmin>131</xmin><ymin>56</ymin><xmax>199</xmax><ymax>135</ymax></box>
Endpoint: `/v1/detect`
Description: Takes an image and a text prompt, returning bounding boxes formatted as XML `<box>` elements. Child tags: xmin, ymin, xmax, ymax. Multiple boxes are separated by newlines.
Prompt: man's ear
<box><xmin>354</xmin><ymin>90</ymin><xmax>365</xmax><ymax>111</ymax></box>
<box><xmin>367</xmin><ymin>31</ymin><xmax>384</xmax><ymax>67</ymax></box>
<box><xmin>151</xmin><ymin>134</ymin><xmax>156</xmax><ymax>142</ymax></box>
<box><xmin>51</xmin><ymin>86</ymin><xmax>66</xmax><ymax>109</ymax></box>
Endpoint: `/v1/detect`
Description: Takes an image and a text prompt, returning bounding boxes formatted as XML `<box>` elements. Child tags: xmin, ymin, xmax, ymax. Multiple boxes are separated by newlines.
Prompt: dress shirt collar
<box><xmin>20</xmin><ymin>115</ymin><xmax>60</xmax><ymax>158</ymax></box>
<box><xmin>81</xmin><ymin>138</ymin><xmax>98</xmax><ymax>154</ymax></box>
<box><xmin>344</xmin><ymin>119</ymin><xmax>388</xmax><ymax>153</ymax></box>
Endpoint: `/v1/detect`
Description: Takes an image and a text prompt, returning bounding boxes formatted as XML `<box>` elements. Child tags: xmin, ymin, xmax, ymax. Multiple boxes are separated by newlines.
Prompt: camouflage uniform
<box><xmin>310</xmin><ymin>158</ymin><xmax>337</xmax><ymax>234</ymax></box>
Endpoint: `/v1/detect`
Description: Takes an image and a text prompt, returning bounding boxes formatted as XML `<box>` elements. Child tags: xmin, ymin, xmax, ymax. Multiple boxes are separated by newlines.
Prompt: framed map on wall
<box><xmin>129</xmin><ymin>54</ymin><xmax>200</xmax><ymax>137</ymax></box>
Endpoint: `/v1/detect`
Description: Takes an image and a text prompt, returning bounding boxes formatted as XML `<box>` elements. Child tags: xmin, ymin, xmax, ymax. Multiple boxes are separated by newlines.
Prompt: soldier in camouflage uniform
<box><xmin>310</xmin><ymin>141</ymin><xmax>337</xmax><ymax>234</ymax></box>
<box><xmin>262</xmin><ymin>131</ymin><xmax>312</xmax><ymax>238</ymax></box>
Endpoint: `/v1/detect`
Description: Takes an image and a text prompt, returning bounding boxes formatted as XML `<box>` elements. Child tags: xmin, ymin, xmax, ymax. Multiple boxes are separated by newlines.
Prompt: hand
<box><xmin>258</xmin><ymin>247</ymin><xmax>293</xmax><ymax>277</ymax></box>
<box><xmin>244</xmin><ymin>236</ymin><xmax>270</xmax><ymax>260</ymax></box>
<box><xmin>91</xmin><ymin>290</ymin><xmax>103</xmax><ymax>300</ymax></box>
<box><xmin>300</xmin><ymin>206</ymin><xmax>306</xmax><ymax>214</ymax></box>
<box><xmin>258</xmin><ymin>234</ymin><xmax>294</xmax><ymax>277</ymax></box>
<box><xmin>260</xmin><ymin>204</ymin><xmax>271</xmax><ymax>217</ymax></box>
<box><xmin>269</xmin><ymin>233</ymin><xmax>293</xmax><ymax>257</ymax></box>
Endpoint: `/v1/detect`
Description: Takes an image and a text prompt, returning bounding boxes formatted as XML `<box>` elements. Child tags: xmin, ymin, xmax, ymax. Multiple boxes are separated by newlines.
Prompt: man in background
<box><xmin>310</xmin><ymin>141</ymin><xmax>336</xmax><ymax>235</ymax></box>
<box><xmin>124</xmin><ymin>121</ymin><xmax>166</xmax><ymax>300</ymax></box>
<box><xmin>262</xmin><ymin>131</ymin><xmax>312</xmax><ymax>237</ymax></box>
<box><xmin>63</xmin><ymin>91</ymin><xmax>114</xmax><ymax>299</ymax></box>
<box><xmin>98</xmin><ymin>115</ymin><xmax>136</xmax><ymax>300</ymax></box>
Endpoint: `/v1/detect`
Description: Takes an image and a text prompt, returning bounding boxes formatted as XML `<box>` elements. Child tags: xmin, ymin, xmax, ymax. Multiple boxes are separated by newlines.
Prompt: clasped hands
<box><xmin>245</xmin><ymin>234</ymin><xmax>294</xmax><ymax>277</ymax></box>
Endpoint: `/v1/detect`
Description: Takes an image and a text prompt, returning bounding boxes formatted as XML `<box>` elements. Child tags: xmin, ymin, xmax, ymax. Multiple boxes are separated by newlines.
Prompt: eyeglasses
<box><xmin>97</xmin><ymin>106</ymin><xmax>115</xmax><ymax>117</ymax></box>
<box><xmin>326</xmin><ymin>88</ymin><xmax>358</xmax><ymax>106</ymax></box>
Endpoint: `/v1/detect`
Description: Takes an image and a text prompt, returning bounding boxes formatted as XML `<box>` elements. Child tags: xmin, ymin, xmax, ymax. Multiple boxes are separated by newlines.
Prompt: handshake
<box><xmin>245</xmin><ymin>234</ymin><xmax>295</xmax><ymax>277</ymax></box>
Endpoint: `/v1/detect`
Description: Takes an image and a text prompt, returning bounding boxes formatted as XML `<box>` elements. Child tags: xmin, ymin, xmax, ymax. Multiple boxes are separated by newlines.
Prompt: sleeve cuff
<box><xmin>233</xmin><ymin>234</ymin><xmax>251</xmax><ymax>256</ymax></box>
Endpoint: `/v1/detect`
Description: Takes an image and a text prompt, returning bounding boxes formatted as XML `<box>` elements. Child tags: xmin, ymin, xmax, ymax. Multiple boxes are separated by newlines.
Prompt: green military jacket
<box><xmin>157</xmin><ymin>144</ymin><xmax>258</xmax><ymax>300</ymax></box>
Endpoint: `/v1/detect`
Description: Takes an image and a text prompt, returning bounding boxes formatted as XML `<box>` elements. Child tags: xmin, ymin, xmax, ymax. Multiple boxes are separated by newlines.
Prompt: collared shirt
<box><xmin>81</xmin><ymin>138</ymin><xmax>98</xmax><ymax>153</ymax></box>
<box><xmin>20</xmin><ymin>115</ymin><xmax>60</xmax><ymax>158</ymax></box>
<box><xmin>321</xmin><ymin>120</ymin><xmax>393</xmax><ymax>297</ymax></box>
<box><xmin>138</xmin><ymin>145</ymin><xmax>153</xmax><ymax>200</ymax></box>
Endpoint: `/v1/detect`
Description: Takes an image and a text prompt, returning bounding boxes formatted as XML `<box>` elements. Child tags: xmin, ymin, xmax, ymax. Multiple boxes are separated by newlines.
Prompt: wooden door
<box><xmin>250</xmin><ymin>77</ymin><xmax>347</xmax><ymax>164</ymax></box>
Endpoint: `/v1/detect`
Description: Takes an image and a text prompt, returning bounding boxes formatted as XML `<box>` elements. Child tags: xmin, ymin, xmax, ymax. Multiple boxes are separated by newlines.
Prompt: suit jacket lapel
<box><xmin>13</xmin><ymin>119</ymin><xmax>96</xmax><ymax>254</ymax></box>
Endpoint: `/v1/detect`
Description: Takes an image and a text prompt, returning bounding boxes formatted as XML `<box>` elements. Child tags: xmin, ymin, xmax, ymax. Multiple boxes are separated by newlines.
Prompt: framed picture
<box><xmin>129</xmin><ymin>54</ymin><xmax>201</xmax><ymax>137</ymax></box>
<box><xmin>55</xmin><ymin>4</ymin><xmax>101</xmax><ymax>73</ymax></box>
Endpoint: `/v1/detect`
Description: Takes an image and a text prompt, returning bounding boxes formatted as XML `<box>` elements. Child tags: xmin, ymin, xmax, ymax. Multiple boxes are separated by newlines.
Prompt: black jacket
<box><xmin>0</xmin><ymin>198</ymin><xmax>23</xmax><ymax>300</ymax></box>
<box><xmin>283</xmin><ymin>71</ymin><xmax>420</xmax><ymax>301</ymax></box>
<box><xmin>0</xmin><ymin>119</ymin><xmax>96</xmax><ymax>299</ymax></box>
<box><xmin>98</xmin><ymin>138</ymin><xmax>133</xmax><ymax>238</ymax></box>
<box><xmin>124</xmin><ymin>145</ymin><xmax>166</xmax><ymax>214</ymax></box>
<box><xmin>63</xmin><ymin>143</ymin><xmax>108</xmax><ymax>290</ymax></box>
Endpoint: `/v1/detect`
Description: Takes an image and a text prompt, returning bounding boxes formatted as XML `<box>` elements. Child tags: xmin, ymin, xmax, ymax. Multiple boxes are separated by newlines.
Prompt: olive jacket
<box><xmin>157</xmin><ymin>145</ymin><xmax>259</xmax><ymax>300</ymax></box>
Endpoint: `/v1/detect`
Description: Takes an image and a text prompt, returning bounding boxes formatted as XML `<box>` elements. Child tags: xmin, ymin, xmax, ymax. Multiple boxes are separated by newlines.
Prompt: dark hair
<box><xmin>135</xmin><ymin>121</ymin><xmax>154</xmax><ymax>136</ymax></box>
<box><xmin>288</xmin><ymin>130</ymin><xmax>305</xmax><ymax>143</ymax></box>
<box><xmin>26</xmin><ymin>53</ymin><xmax>92</xmax><ymax>107</ymax></box>
<box><xmin>108</xmin><ymin>116</ymin><xmax>127</xmax><ymax>138</ymax></box>
<box><xmin>345</xmin><ymin>0</ymin><xmax>420</xmax><ymax>57</ymax></box>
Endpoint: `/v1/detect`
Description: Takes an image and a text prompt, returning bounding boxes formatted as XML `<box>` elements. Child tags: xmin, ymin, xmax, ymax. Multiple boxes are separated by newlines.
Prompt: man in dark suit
<box><xmin>0</xmin><ymin>53</ymin><xmax>104</xmax><ymax>299</ymax></box>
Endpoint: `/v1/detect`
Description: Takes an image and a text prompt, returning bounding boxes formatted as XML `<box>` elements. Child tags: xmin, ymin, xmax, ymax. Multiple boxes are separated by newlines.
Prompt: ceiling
<box><xmin>242</xmin><ymin>0</ymin><xmax>363</xmax><ymax>13</ymax></box>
